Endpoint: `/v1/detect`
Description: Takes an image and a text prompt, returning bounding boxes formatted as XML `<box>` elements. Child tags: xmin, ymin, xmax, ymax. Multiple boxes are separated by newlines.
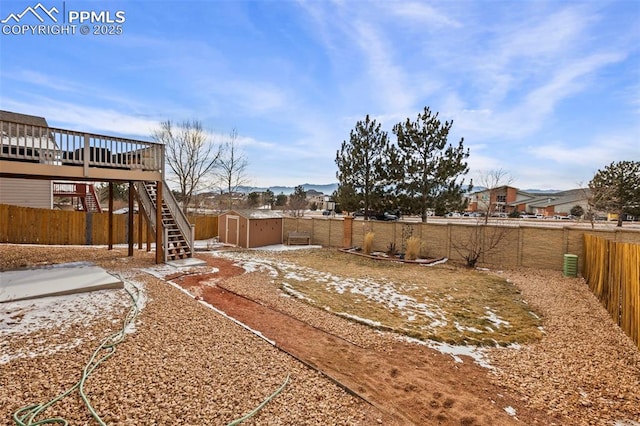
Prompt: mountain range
<box><xmin>236</xmin><ymin>183</ymin><xmax>339</xmax><ymax>195</ymax></box>
<box><xmin>233</xmin><ymin>184</ymin><xmax>565</xmax><ymax>196</ymax></box>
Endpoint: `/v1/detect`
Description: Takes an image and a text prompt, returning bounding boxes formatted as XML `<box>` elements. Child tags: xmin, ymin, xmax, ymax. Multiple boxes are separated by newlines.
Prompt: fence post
<box><xmin>343</xmin><ymin>216</ymin><xmax>353</xmax><ymax>248</ymax></box>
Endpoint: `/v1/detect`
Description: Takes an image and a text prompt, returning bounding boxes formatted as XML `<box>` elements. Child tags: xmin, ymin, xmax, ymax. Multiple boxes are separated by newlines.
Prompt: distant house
<box><xmin>0</xmin><ymin>111</ymin><xmax>54</xmax><ymax>209</ymax></box>
<box><xmin>525</xmin><ymin>189</ymin><xmax>591</xmax><ymax>217</ymax></box>
<box><xmin>467</xmin><ymin>186</ymin><xmax>535</xmax><ymax>214</ymax></box>
<box><xmin>468</xmin><ymin>185</ymin><xmax>590</xmax><ymax>217</ymax></box>
<box><xmin>217</xmin><ymin>209</ymin><xmax>283</xmax><ymax>248</ymax></box>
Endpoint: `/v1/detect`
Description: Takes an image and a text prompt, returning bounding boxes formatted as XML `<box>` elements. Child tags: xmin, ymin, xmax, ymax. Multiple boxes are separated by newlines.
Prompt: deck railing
<box><xmin>0</xmin><ymin>119</ymin><xmax>163</xmax><ymax>172</ymax></box>
<box><xmin>53</xmin><ymin>182</ymin><xmax>93</xmax><ymax>195</ymax></box>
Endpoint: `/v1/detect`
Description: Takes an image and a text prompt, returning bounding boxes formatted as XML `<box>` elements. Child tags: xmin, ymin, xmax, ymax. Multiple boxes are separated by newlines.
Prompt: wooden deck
<box><xmin>0</xmin><ymin>119</ymin><xmax>163</xmax><ymax>182</ymax></box>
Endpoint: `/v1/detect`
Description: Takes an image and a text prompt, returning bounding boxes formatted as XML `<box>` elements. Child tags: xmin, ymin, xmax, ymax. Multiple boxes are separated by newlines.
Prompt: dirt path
<box><xmin>172</xmin><ymin>257</ymin><xmax>555</xmax><ymax>426</ymax></box>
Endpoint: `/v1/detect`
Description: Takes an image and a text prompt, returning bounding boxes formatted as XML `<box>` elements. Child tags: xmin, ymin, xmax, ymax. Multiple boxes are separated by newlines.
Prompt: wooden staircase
<box><xmin>136</xmin><ymin>180</ymin><xmax>193</xmax><ymax>261</ymax></box>
<box><xmin>81</xmin><ymin>189</ymin><xmax>101</xmax><ymax>212</ymax></box>
<box><xmin>53</xmin><ymin>182</ymin><xmax>102</xmax><ymax>213</ymax></box>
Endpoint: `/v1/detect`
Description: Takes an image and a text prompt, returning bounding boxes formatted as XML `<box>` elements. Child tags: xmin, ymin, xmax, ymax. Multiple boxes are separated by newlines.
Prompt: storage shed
<box><xmin>218</xmin><ymin>209</ymin><xmax>283</xmax><ymax>248</ymax></box>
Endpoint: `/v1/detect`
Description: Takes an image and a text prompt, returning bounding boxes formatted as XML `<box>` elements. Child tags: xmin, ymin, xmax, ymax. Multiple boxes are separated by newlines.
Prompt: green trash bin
<box><xmin>563</xmin><ymin>254</ymin><xmax>578</xmax><ymax>277</ymax></box>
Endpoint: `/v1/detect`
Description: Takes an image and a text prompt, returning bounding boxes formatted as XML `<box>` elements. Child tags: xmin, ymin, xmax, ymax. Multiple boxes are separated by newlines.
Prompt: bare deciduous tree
<box><xmin>215</xmin><ymin>128</ymin><xmax>249</xmax><ymax>210</ymax></box>
<box><xmin>452</xmin><ymin>224</ymin><xmax>514</xmax><ymax>268</ymax></box>
<box><xmin>152</xmin><ymin>120</ymin><xmax>220</xmax><ymax>214</ymax></box>
<box><xmin>453</xmin><ymin>169</ymin><xmax>514</xmax><ymax>267</ymax></box>
<box><xmin>476</xmin><ymin>168</ymin><xmax>514</xmax><ymax>224</ymax></box>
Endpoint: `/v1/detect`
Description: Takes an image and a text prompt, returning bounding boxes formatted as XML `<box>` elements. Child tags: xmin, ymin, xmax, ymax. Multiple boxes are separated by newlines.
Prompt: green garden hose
<box><xmin>226</xmin><ymin>374</ymin><xmax>290</xmax><ymax>426</ymax></box>
<box><xmin>13</xmin><ymin>278</ymin><xmax>290</xmax><ymax>425</ymax></box>
<box><xmin>13</xmin><ymin>279</ymin><xmax>141</xmax><ymax>426</ymax></box>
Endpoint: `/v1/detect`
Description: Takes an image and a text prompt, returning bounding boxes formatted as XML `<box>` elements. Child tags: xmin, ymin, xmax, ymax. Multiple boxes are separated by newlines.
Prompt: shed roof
<box><xmin>223</xmin><ymin>209</ymin><xmax>284</xmax><ymax>219</ymax></box>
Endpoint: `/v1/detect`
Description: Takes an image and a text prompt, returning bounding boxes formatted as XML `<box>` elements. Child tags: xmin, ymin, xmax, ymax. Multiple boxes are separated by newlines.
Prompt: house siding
<box><xmin>0</xmin><ymin>178</ymin><xmax>52</xmax><ymax>209</ymax></box>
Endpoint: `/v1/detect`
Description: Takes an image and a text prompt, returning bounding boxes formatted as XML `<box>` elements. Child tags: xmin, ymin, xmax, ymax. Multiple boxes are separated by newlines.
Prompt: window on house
<box><xmin>496</xmin><ymin>195</ymin><xmax>506</xmax><ymax>203</ymax></box>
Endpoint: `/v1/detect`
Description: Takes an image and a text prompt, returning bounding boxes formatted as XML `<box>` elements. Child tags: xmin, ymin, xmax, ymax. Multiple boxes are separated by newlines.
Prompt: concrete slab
<box><xmin>0</xmin><ymin>262</ymin><xmax>123</xmax><ymax>303</ymax></box>
<box><xmin>166</xmin><ymin>257</ymin><xmax>207</xmax><ymax>268</ymax></box>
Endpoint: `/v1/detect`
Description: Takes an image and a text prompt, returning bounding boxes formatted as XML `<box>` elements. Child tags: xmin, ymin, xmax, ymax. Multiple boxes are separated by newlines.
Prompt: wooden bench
<box><xmin>287</xmin><ymin>231</ymin><xmax>311</xmax><ymax>245</ymax></box>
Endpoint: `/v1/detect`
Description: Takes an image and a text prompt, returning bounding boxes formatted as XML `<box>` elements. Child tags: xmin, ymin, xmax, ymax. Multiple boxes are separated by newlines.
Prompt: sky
<box><xmin>1</xmin><ymin>0</ymin><xmax>639</xmax><ymax>191</ymax></box>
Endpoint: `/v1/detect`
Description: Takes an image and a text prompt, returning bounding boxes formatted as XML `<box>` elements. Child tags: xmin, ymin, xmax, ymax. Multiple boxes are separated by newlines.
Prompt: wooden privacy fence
<box><xmin>583</xmin><ymin>234</ymin><xmax>640</xmax><ymax>350</ymax></box>
<box><xmin>0</xmin><ymin>204</ymin><xmax>219</xmax><ymax>245</ymax></box>
<box><xmin>189</xmin><ymin>215</ymin><xmax>219</xmax><ymax>240</ymax></box>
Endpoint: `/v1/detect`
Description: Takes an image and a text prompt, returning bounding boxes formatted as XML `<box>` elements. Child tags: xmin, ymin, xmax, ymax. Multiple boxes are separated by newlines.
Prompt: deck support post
<box><xmin>108</xmin><ymin>182</ymin><xmax>114</xmax><ymax>250</ymax></box>
<box><xmin>138</xmin><ymin>197</ymin><xmax>143</xmax><ymax>250</ymax></box>
<box><xmin>128</xmin><ymin>181</ymin><xmax>134</xmax><ymax>257</ymax></box>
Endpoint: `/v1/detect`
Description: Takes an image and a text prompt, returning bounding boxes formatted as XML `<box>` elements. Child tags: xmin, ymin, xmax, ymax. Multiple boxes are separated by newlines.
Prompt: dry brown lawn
<box><xmin>223</xmin><ymin>248</ymin><xmax>543</xmax><ymax>346</ymax></box>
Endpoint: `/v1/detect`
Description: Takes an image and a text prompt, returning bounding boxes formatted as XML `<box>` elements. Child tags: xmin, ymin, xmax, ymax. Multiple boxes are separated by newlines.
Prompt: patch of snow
<box><xmin>141</xmin><ymin>262</ymin><xmax>219</xmax><ymax>280</ymax></box>
<box><xmin>238</xmin><ymin>261</ymin><xmax>278</xmax><ymax>276</ymax></box>
<box><xmin>0</xmin><ymin>280</ymin><xmax>145</xmax><ymax>364</ymax></box>
<box><xmin>335</xmin><ymin>312</ymin><xmax>382</xmax><ymax>327</ymax></box>
<box><xmin>251</xmin><ymin>244</ymin><xmax>323</xmax><ymax>251</ymax></box>
<box><xmin>281</xmin><ymin>283</ymin><xmax>314</xmax><ymax>303</ymax></box>
<box><xmin>484</xmin><ymin>308</ymin><xmax>510</xmax><ymax>328</ymax></box>
<box><xmin>210</xmin><ymin>249</ymin><xmax>450</xmax><ymax>331</ymax></box>
<box><xmin>454</xmin><ymin>322</ymin><xmax>483</xmax><ymax>333</ymax></box>
<box><xmin>615</xmin><ymin>421</ymin><xmax>640</xmax><ymax>426</ymax></box>
<box><xmin>421</xmin><ymin>257</ymin><xmax>448</xmax><ymax>266</ymax></box>
<box><xmin>504</xmin><ymin>406</ymin><xmax>517</xmax><ymax>416</ymax></box>
<box><xmin>284</xmin><ymin>271</ymin><xmax>310</xmax><ymax>281</ymax></box>
<box><xmin>0</xmin><ymin>338</ymin><xmax>84</xmax><ymax>364</ymax></box>
<box><xmin>398</xmin><ymin>336</ymin><xmax>493</xmax><ymax>368</ymax></box>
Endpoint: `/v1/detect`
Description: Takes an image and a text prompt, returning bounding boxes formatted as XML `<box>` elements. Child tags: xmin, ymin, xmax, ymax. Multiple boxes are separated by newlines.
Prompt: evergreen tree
<box><xmin>275</xmin><ymin>192</ymin><xmax>288</xmax><ymax>207</ymax></box>
<box><xmin>263</xmin><ymin>189</ymin><xmax>275</xmax><ymax>209</ymax></box>
<box><xmin>392</xmin><ymin>107</ymin><xmax>470</xmax><ymax>222</ymax></box>
<box><xmin>247</xmin><ymin>191</ymin><xmax>260</xmax><ymax>208</ymax></box>
<box><xmin>288</xmin><ymin>185</ymin><xmax>308</xmax><ymax>217</ymax></box>
<box><xmin>333</xmin><ymin>185</ymin><xmax>359</xmax><ymax>213</ymax></box>
<box><xmin>589</xmin><ymin>160</ymin><xmax>640</xmax><ymax>227</ymax></box>
<box><xmin>570</xmin><ymin>205</ymin><xmax>584</xmax><ymax>218</ymax></box>
<box><xmin>335</xmin><ymin>115</ymin><xmax>390</xmax><ymax>219</ymax></box>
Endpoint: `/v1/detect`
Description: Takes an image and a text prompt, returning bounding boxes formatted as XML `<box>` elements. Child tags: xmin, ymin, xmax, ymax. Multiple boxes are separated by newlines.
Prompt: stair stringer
<box><xmin>135</xmin><ymin>180</ymin><xmax>194</xmax><ymax>261</ymax></box>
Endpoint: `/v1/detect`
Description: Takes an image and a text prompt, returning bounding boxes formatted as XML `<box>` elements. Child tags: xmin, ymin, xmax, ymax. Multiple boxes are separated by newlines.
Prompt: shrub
<box><xmin>405</xmin><ymin>236</ymin><xmax>422</xmax><ymax>260</ymax></box>
<box><xmin>364</xmin><ymin>232</ymin><xmax>375</xmax><ymax>254</ymax></box>
<box><xmin>386</xmin><ymin>242</ymin><xmax>397</xmax><ymax>256</ymax></box>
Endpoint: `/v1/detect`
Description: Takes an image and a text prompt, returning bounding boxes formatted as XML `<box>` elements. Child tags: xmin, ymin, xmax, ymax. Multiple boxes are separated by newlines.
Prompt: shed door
<box><xmin>226</xmin><ymin>216</ymin><xmax>239</xmax><ymax>246</ymax></box>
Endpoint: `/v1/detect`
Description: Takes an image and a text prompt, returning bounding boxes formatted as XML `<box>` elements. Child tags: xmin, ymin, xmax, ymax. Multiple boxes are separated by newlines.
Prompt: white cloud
<box><xmin>496</xmin><ymin>7</ymin><xmax>591</xmax><ymax>63</ymax></box>
<box><xmin>214</xmin><ymin>81</ymin><xmax>289</xmax><ymax>115</ymax></box>
<box><xmin>1</xmin><ymin>98</ymin><xmax>159</xmax><ymax>138</ymax></box>
<box><xmin>388</xmin><ymin>2</ymin><xmax>462</xmax><ymax>28</ymax></box>
<box><xmin>528</xmin><ymin>132</ymin><xmax>640</xmax><ymax>167</ymax></box>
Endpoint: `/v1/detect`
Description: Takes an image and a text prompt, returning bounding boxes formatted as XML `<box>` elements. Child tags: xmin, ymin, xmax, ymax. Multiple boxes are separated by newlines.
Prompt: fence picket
<box><xmin>584</xmin><ymin>234</ymin><xmax>640</xmax><ymax>350</ymax></box>
<box><xmin>0</xmin><ymin>205</ymin><xmax>219</xmax><ymax>246</ymax></box>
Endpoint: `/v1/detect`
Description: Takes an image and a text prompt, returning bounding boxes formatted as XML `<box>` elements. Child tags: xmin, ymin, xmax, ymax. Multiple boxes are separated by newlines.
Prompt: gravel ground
<box><xmin>1</xmin><ymin>245</ymin><xmax>639</xmax><ymax>425</ymax></box>
<box><xmin>1</xmin><ymin>246</ymin><xmax>390</xmax><ymax>425</ymax></box>
<box><xmin>486</xmin><ymin>268</ymin><xmax>640</xmax><ymax>426</ymax></box>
